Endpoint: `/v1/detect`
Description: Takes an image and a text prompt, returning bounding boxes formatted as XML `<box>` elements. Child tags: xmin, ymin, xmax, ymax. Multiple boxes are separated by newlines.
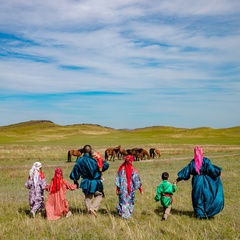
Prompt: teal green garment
<box><xmin>155</xmin><ymin>180</ymin><xmax>177</xmax><ymax>207</ymax></box>
<box><xmin>177</xmin><ymin>157</ymin><xmax>224</xmax><ymax>219</ymax></box>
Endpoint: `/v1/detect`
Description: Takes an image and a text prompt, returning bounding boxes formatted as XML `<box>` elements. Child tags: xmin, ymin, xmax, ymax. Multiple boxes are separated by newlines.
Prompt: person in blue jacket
<box><xmin>70</xmin><ymin>144</ymin><xmax>109</xmax><ymax>217</ymax></box>
<box><xmin>176</xmin><ymin>146</ymin><xmax>224</xmax><ymax>219</ymax></box>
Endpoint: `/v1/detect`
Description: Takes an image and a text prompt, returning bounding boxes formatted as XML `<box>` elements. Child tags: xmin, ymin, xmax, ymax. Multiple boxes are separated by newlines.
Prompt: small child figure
<box><xmin>155</xmin><ymin>172</ymin><xmax>177</xmax><ymax>220</ymax></box>
<box><xmin>45</xmin><ymin>168</ymin><xmax>77</xmax><ymax>220</ymax></box>
<box><xmin>91</xmin><ymin>150</ymin><xmax>104</xmax><ymax>181</ymax></box>
<box><xmin>91</xmin><ymin>150</ymin><xmax>105</xmax><ymax>197</ymax></box>
<box><xmin>25</xmin><ymin>161</ymin><xmax>47</xmax><ymax>218</ymax></box>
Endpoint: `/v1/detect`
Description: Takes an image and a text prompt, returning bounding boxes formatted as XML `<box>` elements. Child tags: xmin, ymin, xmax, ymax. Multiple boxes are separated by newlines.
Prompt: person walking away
<box><xmin>155</xmin><ymin>172</ymin><xmax>177</xmax><ymax>220</ymax></box>
<box><xmin>115</xmin><ymin>154</ymin><xmax>143</xmax><ymax>219</ymax></box>
<box><xmin>25</xmin><ymin>161</ymin><xmax>47</xmax><ymax>218</ymax></box>
<box><xmin>45</xmin><ymin>168</ymin><xmax>77</xmax><ymax>220</ymax></box>
<box><xmin>176</xmin><ymin>146</ymin><xmax>224</xmax><ymax>219</ymax></box>
<box><xmin>69</xmin><ymin>144</ymin><xmax>109</xmax><ymax>217</ymax></box>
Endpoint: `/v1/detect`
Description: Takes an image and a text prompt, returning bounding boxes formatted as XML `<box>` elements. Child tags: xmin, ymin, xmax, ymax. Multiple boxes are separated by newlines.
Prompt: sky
<box><xmin>0</xmin><ymin>0</ymin><xmax>240</xmax><ymax>129</ymax></box>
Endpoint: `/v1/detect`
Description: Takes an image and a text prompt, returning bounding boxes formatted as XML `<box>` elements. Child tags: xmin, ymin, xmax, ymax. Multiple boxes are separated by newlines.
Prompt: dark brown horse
<box><xmin>131</xmin><ymin>148</ymin><xmax>143</xmax><ymax>161</ymax></box>
<box><xmin>140</xmin><ymin>149</ymin><xmax>151</xmax><ymax>160</ymax></box>
<box><xmin>105</xmin><ymin>145</ymin><xmax>122</xmax><ymax>161</ymax></box>
<box><xmin>149</xmin><ymin>148</ymin><xmax>161</xmax><ymax>158</ymax></box>
<box><xmin>67</xmin><ymin>148</ymin><xmax>83</xmax><ymax>162</ymax></box>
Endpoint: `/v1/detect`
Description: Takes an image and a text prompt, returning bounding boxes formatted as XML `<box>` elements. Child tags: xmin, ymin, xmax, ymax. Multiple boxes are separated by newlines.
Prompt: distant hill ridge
<box><xmin>0</xmin><ymin>120</ymin><xmax>115</xmax><ymax>130</ymax></box>
<box><xmin>0</xmin><ymin>120</ymin><xmax>240</xmax><ymax>132</ymax></box>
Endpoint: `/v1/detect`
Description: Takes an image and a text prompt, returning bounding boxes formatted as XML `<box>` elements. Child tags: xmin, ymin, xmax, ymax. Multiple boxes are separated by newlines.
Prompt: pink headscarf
<box><xmin>194</xmin><ymin>146</ymin><xmax>204</xmax><ymax>175</ymax></box>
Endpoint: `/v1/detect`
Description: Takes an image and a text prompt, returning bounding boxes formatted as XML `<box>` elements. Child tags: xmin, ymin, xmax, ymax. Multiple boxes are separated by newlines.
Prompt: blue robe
<box><xmin>177</xmin><ymin>157</ymin><xmax>224</xmax><ymax>218</ymax></box>
<box><xmin>69</xmin><ymin>153</ymin><xmax>109</xmax><ymax>194</ymax></box>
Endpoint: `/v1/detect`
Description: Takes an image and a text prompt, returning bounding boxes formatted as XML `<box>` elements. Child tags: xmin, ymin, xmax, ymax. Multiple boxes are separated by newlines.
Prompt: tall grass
<box><xmin>0</xmin><ymin>122</ymin><xmax>240</xmax><ymax>239</ymax></box>
<box><xmin>0</xmin><ymin>145</ymin><xmax>240</xmax><ymax>239</ymax></box>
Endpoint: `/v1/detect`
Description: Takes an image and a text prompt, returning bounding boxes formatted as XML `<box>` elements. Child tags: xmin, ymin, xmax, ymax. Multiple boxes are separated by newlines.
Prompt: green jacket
<box><xmin>155</xmin><ymin>180</ymin><xmax>177</xmax><ymax>207</ymax></box>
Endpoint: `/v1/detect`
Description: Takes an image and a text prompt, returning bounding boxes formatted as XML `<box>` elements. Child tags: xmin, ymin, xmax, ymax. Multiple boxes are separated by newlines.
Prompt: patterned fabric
<box><xmin>117</xmin><ymin>155</ymin><xmax>134</xmax><ymax>194</ymax></box>
<box><xmin>177</xmin><ymin>157</ymin><xmax>224</xmax><ymax>218</ymax></box>
<box><xmin>46</xmin><ymin>178</ymin><xmax>76</xmax><ymax>220</ymax></box>
<box><xmin>155</xmin><ymin>180</ymin><xmax>177</xmax><ymax>207</ymax></box>
<box><xmin>115</xmin><ymin>167</ymin><xmax>142</xmax><ymax>219</ymax></box>
<box><xmin>25</xmin><ymin>171</ymin><xmax>47</xmax><ymax>213</ymax></box>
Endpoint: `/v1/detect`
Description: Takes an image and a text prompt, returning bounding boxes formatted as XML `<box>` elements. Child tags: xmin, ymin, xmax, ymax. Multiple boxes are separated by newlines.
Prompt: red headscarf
<box><xmin>118</xmin><ymin>155</ymin><xmax>134</xmax><ymax>194</ymax></box>
<box><xmin>50</xmin><ymin>168</ymin><xmax>63</xmax><ymax>193</ymax></box>
<box><xmin>194</xmin><ymin>146</ymin><xmax>204</xmax><ymax>175</ymax></box>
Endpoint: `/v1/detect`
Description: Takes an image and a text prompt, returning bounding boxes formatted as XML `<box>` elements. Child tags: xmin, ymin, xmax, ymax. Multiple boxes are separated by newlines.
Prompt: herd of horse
<box><xmin>67</xmin><ymin>145</ymin><xmax>160</xmax><ymax>162</ymax></box>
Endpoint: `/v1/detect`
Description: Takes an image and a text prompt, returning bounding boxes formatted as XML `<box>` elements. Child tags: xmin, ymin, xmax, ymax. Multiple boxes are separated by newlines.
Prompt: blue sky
<box><xmin>0</xmin><ymin>0</ymin><xmax>240</xmax><ymax>129</ymax></box>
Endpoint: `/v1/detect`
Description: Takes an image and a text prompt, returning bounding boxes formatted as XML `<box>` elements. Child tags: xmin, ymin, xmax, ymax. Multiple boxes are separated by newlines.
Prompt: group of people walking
<box><xmin>25</xmin><ymin>145</ymin><xmax>224</xmax><ymax>221</ymax></box>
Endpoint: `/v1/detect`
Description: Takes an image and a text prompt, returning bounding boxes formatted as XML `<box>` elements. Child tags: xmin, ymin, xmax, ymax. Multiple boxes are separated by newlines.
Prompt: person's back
<box><xmin>155</xmin><ymin>172</ymin><xmax>177</xmax><ymax>220</ymax></box>
<box><xmin>46</xmin><ymin>168</ymin><xmax>76</xmax><ymax>220</ymax></box>
<box><xmin>69</xmin><ymin>144</ymin><xmax>109</xmax><ymax>216</ymax></box>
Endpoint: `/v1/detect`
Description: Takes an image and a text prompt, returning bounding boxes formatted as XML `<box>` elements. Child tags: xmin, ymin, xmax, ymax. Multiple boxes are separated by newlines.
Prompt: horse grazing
<box><xmin>118</xmin><ymin>148</ymin><xmax>128</xmax><ymax>159</ymax></box>
<box><xmin>140</xmin><ymin>149</ymin><xmax>150</xmax><ymax>160</ymax></box>
<box><xmin>67</xmin><ymin>148</ymin><xmax>83</xmax><ymax>162</ymax></box>
<box><xmin>105</xmin><ymin>145</ymin><xmax>122</xmax><ymax>161</ymax></box>
<box><xmin>131</xmin><ymin>148</ymin><xmax>143</xmax><ymax>161</ymax></box>
<box><xmin>149</xmin><ymin>148</ymin><xmax>161</xmax><ymax>158</ymax></box>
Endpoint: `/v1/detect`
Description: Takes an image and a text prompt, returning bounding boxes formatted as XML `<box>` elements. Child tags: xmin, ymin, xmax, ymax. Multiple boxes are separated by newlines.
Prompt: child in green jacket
<box><xmin>155</xmin><ymin>172</ymin><xmax>177</xmax><ymax>220</ymax></box>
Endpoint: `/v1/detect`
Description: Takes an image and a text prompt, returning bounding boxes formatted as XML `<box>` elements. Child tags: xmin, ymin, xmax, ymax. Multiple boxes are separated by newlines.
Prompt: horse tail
<box><xmin>67</xmin><ymin>150</ymin><xmax>71</xmax><ymax>162</ymax></box>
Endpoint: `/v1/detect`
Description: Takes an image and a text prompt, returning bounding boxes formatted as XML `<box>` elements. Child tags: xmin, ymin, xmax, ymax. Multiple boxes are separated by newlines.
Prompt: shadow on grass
<box><xmin>18</xmin><ymin>207</ymin><xmax>46</xmax><ymax>218</ymax></box>
<box><xmin>154</xmin><ymin>206</ymin><xmax>194</xmax><ymax>218</ymax></box>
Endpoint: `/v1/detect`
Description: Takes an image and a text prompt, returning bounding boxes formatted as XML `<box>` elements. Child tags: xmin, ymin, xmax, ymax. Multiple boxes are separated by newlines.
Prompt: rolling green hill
<box><xmin>0</xmin><ymin>120</ymin><xmax>239</xmax><ymax>145</ymax></box>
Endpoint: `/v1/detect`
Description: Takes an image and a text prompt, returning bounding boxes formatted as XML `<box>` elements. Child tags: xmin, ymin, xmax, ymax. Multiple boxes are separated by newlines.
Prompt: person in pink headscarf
<box><xmin>45</xmin><ymin>168</ymin><xmax>77</xmax><ymax>220</ymax></box>
<box><xmin>176</xmin><ymin>146</ymin><xmax>224</xmax><ymax>219</ymax></box>
<box><xmin>115</xmin><ymin>155</ymin><xmax>143</xmax><ymax>219</ymax></box>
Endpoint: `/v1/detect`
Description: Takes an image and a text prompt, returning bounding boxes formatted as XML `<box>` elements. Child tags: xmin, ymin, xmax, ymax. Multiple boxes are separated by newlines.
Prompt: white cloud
<box><xmin>0</xmin><ymin>0</ymin><xmax>239</xmax><ymax>128</ymax></box>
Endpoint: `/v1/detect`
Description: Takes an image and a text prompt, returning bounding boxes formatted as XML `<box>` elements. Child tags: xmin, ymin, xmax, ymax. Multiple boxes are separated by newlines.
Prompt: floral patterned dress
<box><xmin>25</xmin><ymin>172</ymin><xmax>47</xmax><ymax>213</ymax></box>
<box><xmin>115</xmin><ymin>167</ymin><xmax>142</xmax><ymax>219</ymax></box>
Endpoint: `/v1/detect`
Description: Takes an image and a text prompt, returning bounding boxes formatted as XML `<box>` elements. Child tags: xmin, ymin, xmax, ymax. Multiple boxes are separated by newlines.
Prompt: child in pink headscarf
<box><xmin>91</xmin><ymin>150</ymin><xmax>104</xmax><ymax>181</ymax></box>
<box><xmin>45</xmin><ymin>168</ymin><xmax>77</xmax><ymax>220</ymax></box>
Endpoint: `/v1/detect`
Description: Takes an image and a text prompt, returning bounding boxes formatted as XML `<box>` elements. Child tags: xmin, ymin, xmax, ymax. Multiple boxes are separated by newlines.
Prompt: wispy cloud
<box><xmin>0</xmin><ymin>0</ymin><xmax>239</xmax><ymax>128</ymax></box>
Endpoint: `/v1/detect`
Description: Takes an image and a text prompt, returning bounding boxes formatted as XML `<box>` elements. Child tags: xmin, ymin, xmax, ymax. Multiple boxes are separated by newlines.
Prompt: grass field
<box><xmin>0</xmin><ymin>121</ymin><xmax>240</xmax><ymax>239</ymax></box>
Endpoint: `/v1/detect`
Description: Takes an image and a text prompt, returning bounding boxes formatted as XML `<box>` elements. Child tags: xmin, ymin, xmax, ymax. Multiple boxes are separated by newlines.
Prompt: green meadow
<box><xmin>0</xmin><ymin>121</ymin><xmax>240</xmax><ymax>240</ymax></box>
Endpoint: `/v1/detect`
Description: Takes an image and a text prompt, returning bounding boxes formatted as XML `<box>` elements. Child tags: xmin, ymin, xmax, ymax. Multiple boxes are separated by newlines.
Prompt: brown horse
<box><xmin>105</xmin><ymin>145</ymin><xmax>122</xmax><ymax>161</ymax></box>
<box><xmin>140</xmin><ymin>149</ymin><xmax>151</xmax><ymax>160</ymax></box>
<box><xmin>118</xmin><ymin>148</ymin><xmax>128</xmax><ymax>159</ymax></box>
<box><xmin>67</xmin><ymin>148</ymin><xmax>83</xmax><ymax>162</ymax></box>
<box><xmin>131</xmin><ymin>148</ymin><xmax>143</xmax><ymax>161</ymax></box>
<box><xmin>149</xmin><ymin>148</ymin><xmax>161</xmax><ymax>158</ymax></box>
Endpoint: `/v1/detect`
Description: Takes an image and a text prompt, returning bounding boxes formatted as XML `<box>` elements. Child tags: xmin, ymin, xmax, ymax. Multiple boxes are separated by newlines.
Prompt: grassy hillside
<box><xmin>0</xmin><ymin>120</ymin><xmax>239</xmax><ymax>145</ymax></box>
<box><xmin>0</xmin><ymin>121</ymin><xmax>240</xmax><ymax>239</ymax></box>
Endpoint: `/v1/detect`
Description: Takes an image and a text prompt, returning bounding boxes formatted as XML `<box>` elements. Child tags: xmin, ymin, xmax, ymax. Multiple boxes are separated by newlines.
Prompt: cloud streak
<box><xmin>0</xmin><ymin>0</ymin><xmax>239</xmax><ymax>129</ymax></box>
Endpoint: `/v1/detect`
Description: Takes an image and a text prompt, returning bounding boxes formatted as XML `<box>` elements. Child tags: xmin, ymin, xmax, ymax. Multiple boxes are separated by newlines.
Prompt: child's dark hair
<box><xmin>162</xmin><ymin>172</ymin><xmax>169</xmax><ymax>180</ymax></box>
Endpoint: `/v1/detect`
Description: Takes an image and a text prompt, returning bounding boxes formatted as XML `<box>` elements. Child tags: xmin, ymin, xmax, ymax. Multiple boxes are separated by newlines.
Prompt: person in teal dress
<box><xmin>69</xmin><ymin>144</ymin><xmax>109</xmax><ymax>216</ymax></box>
<box><xmin>176</xmin><ymin>146</ymin><xmax>224</xmax><ymax>219</ymax></box>
<box><xmin>155</xmin><ymin>172</ymin><xmax>177</xmax><ymax>220</ymax></box>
